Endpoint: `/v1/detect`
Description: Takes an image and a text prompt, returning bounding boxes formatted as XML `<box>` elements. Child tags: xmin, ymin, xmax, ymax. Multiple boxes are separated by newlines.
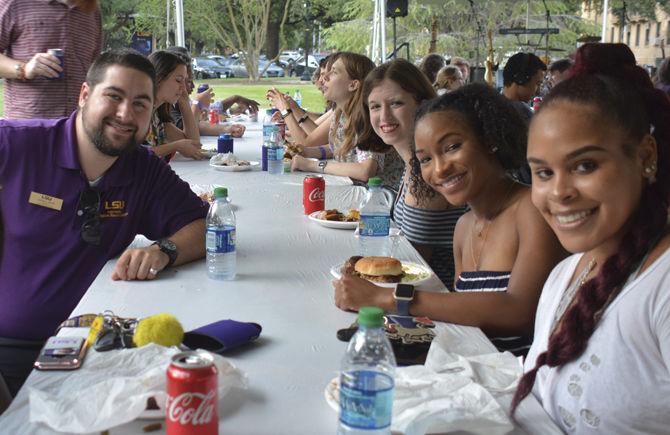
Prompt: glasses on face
<box><xmin>77</xmin><ymin>188</ymin><xmax>101</xmax><ymax>246</ymax></box>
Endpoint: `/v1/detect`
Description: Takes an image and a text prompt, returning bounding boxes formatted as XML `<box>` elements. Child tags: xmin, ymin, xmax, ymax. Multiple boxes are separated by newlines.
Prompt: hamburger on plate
<box><xmin>344</xmin><ymin>255</ymin><xmax>405</xmax><ymax>283</ymax></box>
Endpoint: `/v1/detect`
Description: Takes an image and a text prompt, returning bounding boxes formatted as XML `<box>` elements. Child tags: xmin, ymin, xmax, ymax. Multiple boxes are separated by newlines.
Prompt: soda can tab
<box><xmin>303</xmin><ymin>175</ymin><xmax>325</xmax><ymax>215</ymax></box>
<box><xmin>47</xmin><ymin>48</ymin><xmax>64</xmax><ymax>80</ymax></box>
<box><xmin>166</xmin><ymin>351</ymin><xmax>218</xmax><ymax>435</ymax></box>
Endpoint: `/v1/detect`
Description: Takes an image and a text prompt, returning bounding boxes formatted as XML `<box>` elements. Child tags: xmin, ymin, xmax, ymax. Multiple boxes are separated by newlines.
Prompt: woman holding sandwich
<box><xmin>334</xmin><ymin>84</ymin><xmax>566</xmax><ymax>356</ymax></box>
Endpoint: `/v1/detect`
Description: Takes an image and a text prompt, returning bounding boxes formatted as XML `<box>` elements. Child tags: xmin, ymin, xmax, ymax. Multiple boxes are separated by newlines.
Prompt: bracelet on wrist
<box><xmin>319</xmin><ymin>146</ymin><xmax>327</xmax><ymax>160</ymax></box>
<box><xmin>298</xmin><ymin>114</ymin><xmax>309</xmax><ymax>124</ymax></box>
<box><xmin>15</xmin><ymin>62</ymin><xmax>26</xmax><ymax>81</ymax></box>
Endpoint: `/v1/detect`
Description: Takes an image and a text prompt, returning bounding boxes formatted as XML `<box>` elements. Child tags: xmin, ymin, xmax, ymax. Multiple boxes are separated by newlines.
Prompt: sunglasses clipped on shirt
<box><xmin>76</xmin><ymin>188</ymin><xmax>101</xmax><ymax>246</ymax></box>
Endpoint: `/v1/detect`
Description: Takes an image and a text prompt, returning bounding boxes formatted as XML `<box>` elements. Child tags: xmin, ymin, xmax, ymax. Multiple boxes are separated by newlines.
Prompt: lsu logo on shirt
<box><xmin>101</xmin><ymin>200</ymin><xmax>128</xmax><ymax>218</ymax></box>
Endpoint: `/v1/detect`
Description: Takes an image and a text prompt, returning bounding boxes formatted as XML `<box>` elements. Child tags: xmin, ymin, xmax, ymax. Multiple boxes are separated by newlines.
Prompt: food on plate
<box><xmin>284</xmin><ymin>143</ymin><xmax>302</xmax><ymax>161</ymax></box>
<box><xmin>344</xmin><ymin>255</ymin><xmax>405</xmax><ymax>283</ymax></box>
<box><xmin>316</xmin><ymin>208</ymin><xmax>360</xmax><ymax>222</ymax></box>
<box><xmin>210</xmin><ymin>152</ymin><xmax>250</xmax><ymax>167</ymax></box>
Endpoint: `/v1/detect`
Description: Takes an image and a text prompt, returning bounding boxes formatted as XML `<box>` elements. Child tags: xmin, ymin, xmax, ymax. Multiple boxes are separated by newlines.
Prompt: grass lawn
<box><xmin>0</xmin><ymin>77</ymin><xmax>326</xmax><ymax>118</ymax></box>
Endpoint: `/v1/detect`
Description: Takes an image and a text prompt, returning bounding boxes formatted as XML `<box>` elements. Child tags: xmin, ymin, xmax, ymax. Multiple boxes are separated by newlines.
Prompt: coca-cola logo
<box><xmin>308</xmin><ymin>188</ymin><xmax>324</xmax><ymax>203</ymax></box>
<box><xmin>167</xmin><ymin>390</ymin><xmax>216</xmax><ymax>425</ymax></box>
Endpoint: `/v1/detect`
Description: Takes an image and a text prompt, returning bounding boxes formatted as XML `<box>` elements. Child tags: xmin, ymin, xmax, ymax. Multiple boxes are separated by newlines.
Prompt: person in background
<box><xmin>0</xmin><ymin>0</ymin><xmax>102</xmax><ymax>119</ymax></box>
<box><xmin>165</xmin><ymin>46</ymin><xmax>251</xmax><ymax>138</ymax></box>
<box><xmin>358</xmin><ymin>59</ymin><xmax>466</xmax><ymax>285</ymax></box>
<box><xmin>334</xmin><ymin>84</ymin><xmax>566</xmax><ymax>356</ymax></box>
<box><xmin>0</xmin><ymin>49</ymin><xmax>208</xmax><ymax>397</ymax></box>
<box><xmin>434</xmin><ymin>65</ymin><xmax>465</xmax><ymax>95</ymax></box>
<box><xmin>653</xmin><ymin>56</ymin><xmax>670</xmax><ymax>96</ymax></box>
<box><xmin>145</xmin><ymin>51</ymin><xmax>203</xmax><ymax>161</ymax></box>
<box><xmin>266</xmin><ymin>53</ymin><xmax>339</xmax><ymax>145</ymax></box>
<box><xmin>291</xmin><ymin>53</ymin><xmax>402</xmax><ymax>187</ymax></box>
<box><xmin>512</xmin><ymin>43</ymin><xmax>670</xmax><ymax>433</ymax></box>
<box><xmin>418</xmin><ymin>53</ymin><xmax>446</xmax><ymax>85</ymax></box>
<box><xmin>547</xmin><ymin>58</ymin><xmax>572</xmax><ymax>87</ymax></box>
<box><xmin>502</xmin><ymin>52</ymin><xmax>547</xmax><ymax>125</ymax></box>
<box><xmin>451</xmin><ymin>56</ymin><xmax>471</xmax><ymax>83</ymax></box>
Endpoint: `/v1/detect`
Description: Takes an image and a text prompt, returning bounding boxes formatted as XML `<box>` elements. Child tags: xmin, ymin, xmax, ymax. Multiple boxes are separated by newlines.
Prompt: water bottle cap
<box><xmin>367</xmin><ymin>177</ymin><xmax>382</xmax><ymax>187</ymax></box>
<box><xmin>213</xmin><ymin>187</ymin><xmax>228</xmax><ymax>198</ymax></box>
<box><xmin>358</xmin><ymin>307</ymin><xmax>384</xmax><ymax>327</ymax></box>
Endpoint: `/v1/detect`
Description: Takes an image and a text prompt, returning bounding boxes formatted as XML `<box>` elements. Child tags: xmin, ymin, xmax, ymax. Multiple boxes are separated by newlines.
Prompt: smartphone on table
<box><xmin>34</xmin><ymin>336</ymin><xmax>87</xmax><ymax>370</ymax></box>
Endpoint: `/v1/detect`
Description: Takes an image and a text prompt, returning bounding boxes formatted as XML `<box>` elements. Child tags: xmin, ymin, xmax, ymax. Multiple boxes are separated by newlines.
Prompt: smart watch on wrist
<box><xmin>153</xmin><ymin>239</ymin><xmax>178</xmax><ymax>268</ymax></box>
<box><xmin>394</xmin><ymin>284</ymin><xmax>415</xmax><ymax>316</ymax></box>
<box><xmin>280</xmin><ymin>108</ymin><xmax>293</xmax><ymax>119</ymax></box>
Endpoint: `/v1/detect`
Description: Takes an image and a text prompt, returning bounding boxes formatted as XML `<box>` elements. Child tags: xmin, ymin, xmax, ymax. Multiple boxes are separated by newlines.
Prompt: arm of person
<box><xmin>334</xmin><ymin>195</ymin><xmax>567</xmax><ymax>336</ymax></box>
<box><xmin>197</xmin><ymin>121</ymin><xmax>246</xmax><ymax>138</ymax></box>
<box><xmin>302</xmin><ymin>118</ymin><xmax>331</xmax><ymax>148</ymax></box>
<box><xmin>292</xmin><ymin>156</ymin><xmax>378</xmax><ymax>183</ymax></box>
<box><xmin>151</xmin><ymin>138</ymin><xmax>204</xmax><ymax>160</ymax></box>
<box><xmin>221</xmin><ymin>95</ymin><xmax>260</xmax><ymax>114</ymax></box>
<box><xmin>175</xmin><ymin>94</ymin><xmax>200</xmax><ymax>142</ymax></box>
<box><xmin>0</xmin><ymin>52</ymin><xmax>62</xmax><ymax>80</ymax></box>
<box><xmin>111</xmin><ymin>218</ymin><xmax>205</xmax><ymax>281</ymax></box>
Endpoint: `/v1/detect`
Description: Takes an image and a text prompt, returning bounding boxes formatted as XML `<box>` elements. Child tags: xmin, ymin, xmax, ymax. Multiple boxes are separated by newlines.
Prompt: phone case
<box><xmin>34</xmin><ymin>336</ymin><xmax>87</xmax><ymax>370</ymax></box>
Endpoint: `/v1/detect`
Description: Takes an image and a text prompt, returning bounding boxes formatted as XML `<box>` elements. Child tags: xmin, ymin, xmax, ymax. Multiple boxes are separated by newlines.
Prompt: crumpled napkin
<box><xmin>28</xmin><ymin>343</ymin><xmax>247</xmax><ymax>433</ymax></box>
<box><xmin>391</xmin><ymin>326</ymin><xmax>522</xmax><ymax>435</ymax></box>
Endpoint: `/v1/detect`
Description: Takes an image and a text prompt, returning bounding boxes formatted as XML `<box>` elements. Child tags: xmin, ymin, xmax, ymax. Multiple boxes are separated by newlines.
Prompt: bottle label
<box><xmin>267</xmin><ymin>147</ymin><xmax>284</xmax><ymax>161</ymax></box>
<box><xmin>339</xmin><ymin>370</ymin><xmax>394</xmax><ymax>430</ymax></box>
<box><xmin>206</xmin><ymin>227</ymin><xmax>235</xmax><ymax>253</ymax></box>
<box><xmin>359</xmin><ymin>215</ymin><xmax>390</xmax><ymax>237</ymax></box>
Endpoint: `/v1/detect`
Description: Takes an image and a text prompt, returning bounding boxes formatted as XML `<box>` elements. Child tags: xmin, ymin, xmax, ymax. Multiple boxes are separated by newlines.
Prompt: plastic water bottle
<box><xmin>338</xmin><ymin>307</ymin><xmax>396</xmax><ymax>435</ymax></box>
<box><xmin>262</xmin><ymin>108</ymin><xmax>279</xmax><ymax>143</ymax></box>
<box><xmin>358</xmin><ymin>177</ymin><xmax>391</xmax><ymax>256</ymax></box>
<box><xmin>267</xmin><ymin>131</ymin><xmax>284</xmax><ymax>175</ymax></box>
<box><xmin>206</xmin><ymin>187</ymin><xmax>236</xmax><ymax>280</ymax></box>
<box><xmin>293</xmin><ymin>89</ymin><xmax>302</xmax><ymax>107</ymax></box>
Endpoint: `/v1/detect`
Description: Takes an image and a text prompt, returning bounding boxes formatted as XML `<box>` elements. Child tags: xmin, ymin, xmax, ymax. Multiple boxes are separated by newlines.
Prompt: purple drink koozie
<box><xmin>261</xmin><ymin>145</ymin><xmax>269</xmax><ymax>171</ymax></box>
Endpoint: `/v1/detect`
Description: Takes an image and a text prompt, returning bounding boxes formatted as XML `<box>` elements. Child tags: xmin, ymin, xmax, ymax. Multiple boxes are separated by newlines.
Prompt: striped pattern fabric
<box><xmin>393</xmin><ymin>177</ymin><xmax>466</xmax><ymax>287</ymax></box>
<box><xmin>455</xmin><ymin>270</ymin><xmax>532</xmax><ymax>357</ymax></box>
<box><xmin>0</xmin><ymin>0</ymin><xmax>102</xmax><ymax>119</ymax></box>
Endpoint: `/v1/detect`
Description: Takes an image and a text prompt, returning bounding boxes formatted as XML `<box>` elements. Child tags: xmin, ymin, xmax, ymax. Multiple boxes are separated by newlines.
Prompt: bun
<box><xmin>354</xmin><ymin>256</ymin><xmax>403</xmax><ymax>280</ymax></box>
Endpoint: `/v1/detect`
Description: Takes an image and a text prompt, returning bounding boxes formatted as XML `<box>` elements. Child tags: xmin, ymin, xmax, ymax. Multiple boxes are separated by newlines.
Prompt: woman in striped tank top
<box><xmin>335</xmin><ymin>84</ymin><xmax>566</xmax><ymax>357</ymax></box>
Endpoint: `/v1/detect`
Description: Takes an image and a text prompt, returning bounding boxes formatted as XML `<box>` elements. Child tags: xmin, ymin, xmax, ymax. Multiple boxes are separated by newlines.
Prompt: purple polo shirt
<box><xmin>0</xmin><ymin>112</ymin><xmax>209</xmax><ymax>340</ymax></box>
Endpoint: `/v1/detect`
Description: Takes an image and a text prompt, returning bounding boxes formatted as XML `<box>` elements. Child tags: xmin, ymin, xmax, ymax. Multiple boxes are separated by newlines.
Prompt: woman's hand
<box><xmin>195</xmin><ymin>87</ymin><xmax>215</xmax><ymax>108</ymax></box>
<box><xmin>333</xmin><ymin>274</ymin><xmax>394</xmax><ymax>312</ymax></box>
<box><xmin>291</xmin><ymin>154</ymin><xmax>311</xmax><ymax>172</ymax></box>
<box><xmin>266</xmin><ymin>88</ymin><xmax>289</xmax><ymax>111</ymax></box>
<box><xmin>175</xmin><ymin>139</ymin><xmax>204</xmax><ymax>160</ymax></box>
<box><xmin>227</xmin><ymin>124</ymin><xmax>246</xmax><ymax>138</ymax></box>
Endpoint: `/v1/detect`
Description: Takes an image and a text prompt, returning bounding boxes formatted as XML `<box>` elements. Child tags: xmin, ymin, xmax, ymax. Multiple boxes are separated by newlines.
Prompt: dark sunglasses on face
<box><xmin>77</xmin><ymin>188</ymin><xmax>101</xmax><ymax>246</ymax></box>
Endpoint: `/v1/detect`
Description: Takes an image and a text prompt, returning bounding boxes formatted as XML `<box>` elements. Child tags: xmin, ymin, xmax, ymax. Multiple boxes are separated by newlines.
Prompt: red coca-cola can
<box><xmin>532</xmin><ymin>96</ymin><xmax>542</xmax><ymax>112</ymax></box>
<box><xmin>166</xmin><ymin>351</ymin><xmax>218</xmax><ymax>435</ymax></box>
<box><xmin>303</xmin><ymin>175</ymin><xmax>325</xmax><ymax>215</ymax></box>
<box><xmin>208</xmin><ymin>108</ymin><xmax>220</xmax><ymax>125</ymax></box>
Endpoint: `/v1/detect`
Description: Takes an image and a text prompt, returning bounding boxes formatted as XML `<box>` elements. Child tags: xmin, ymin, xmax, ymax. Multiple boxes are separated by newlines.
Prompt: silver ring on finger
<box><xmin>149</xmin><ymin>267</ymin><xmax>159</xmax><ymax>276</ymax></box>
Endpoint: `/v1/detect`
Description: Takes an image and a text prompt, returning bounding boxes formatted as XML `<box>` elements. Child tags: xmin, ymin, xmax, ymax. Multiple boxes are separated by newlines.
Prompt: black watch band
<box><xmin>281</xmin><ymin>108</ymin><xmax>293</xmax><ymax>119</ymax></box>
<box><xmin>297</xmin><ymin>114</ymin><xmax>309</xmax><ymax>124</ymax></box>
<box><xmin>153</xmin><ymin>239</ymin><xmax>178</xmax><ymax>268</ymax></box>
<box><xmin>394</xmin><ymin>284</ymin><xmax>415</xmax><ymax>316</ymax></box>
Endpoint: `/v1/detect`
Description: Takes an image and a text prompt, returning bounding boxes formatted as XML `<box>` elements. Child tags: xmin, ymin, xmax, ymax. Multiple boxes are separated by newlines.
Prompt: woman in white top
<box><xmin>514</xmin><ymin>43</ymin><xmax>670</xmax><ymax>433</ymax></box>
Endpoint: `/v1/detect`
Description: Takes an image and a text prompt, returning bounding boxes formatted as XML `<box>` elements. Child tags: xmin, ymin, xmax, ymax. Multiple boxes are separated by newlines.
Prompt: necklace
<box><xmin>469</xmin><ymin>182</ymin><xmax>516</xmax><ymax>271</ymax></box>
<box><xmin>551</xmin><ymin>257</ymin><xmax>597</xmax><ymax>334</ymax></box>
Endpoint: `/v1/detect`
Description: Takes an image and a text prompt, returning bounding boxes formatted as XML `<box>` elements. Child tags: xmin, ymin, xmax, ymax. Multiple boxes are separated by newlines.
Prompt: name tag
<box><xmin>28</xmin><ymin>191</ymin><xmax>63</xmax><ymax>211</ymax></box>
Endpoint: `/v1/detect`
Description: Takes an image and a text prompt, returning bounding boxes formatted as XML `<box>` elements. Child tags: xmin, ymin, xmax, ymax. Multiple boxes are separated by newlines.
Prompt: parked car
<box><xmin>290</xmin><ymin>54</ymin><xmax>325</xmax><ymax>77</ymax></box>
<box><xmin>279</xmin><ymin>50</ymin><xmax>301</xmax><ymax>64</ymax></box>
<box><xmin>192</xmin><ymin>57</ymin><xmax>231</xmax><ymax>78</ymax></box>
<box><xmin>228</xmin><ymin>58</ymin><xmax>285</xmax><ymax>78</ymax></box>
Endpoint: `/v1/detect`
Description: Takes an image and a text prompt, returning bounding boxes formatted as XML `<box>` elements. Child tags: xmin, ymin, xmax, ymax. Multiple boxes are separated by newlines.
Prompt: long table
<box><xmin>0</xmin><ymin>121</ymin><xmax>561</xmax><ymax>434</ymax></box>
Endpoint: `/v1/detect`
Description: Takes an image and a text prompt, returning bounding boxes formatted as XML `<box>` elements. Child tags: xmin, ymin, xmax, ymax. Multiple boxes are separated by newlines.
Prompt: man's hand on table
<box><xmin>333</xmin><ymin>274</ymin><xmax>394</xmax><ymax>312</ymax></box>
<box><xmin>112</xmin><ymin>245</ymin><xmax>170</xmax><ymax>281</ymax></box>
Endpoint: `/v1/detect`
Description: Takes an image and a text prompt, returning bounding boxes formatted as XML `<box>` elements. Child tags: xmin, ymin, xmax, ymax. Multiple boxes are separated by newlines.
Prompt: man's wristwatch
<box><xmin>153</xmin><ymin>239</ymin><xmax>178</xmax><ymax>268</ymax></box>
<box><xmin>280</xmin><ymin>108</ymin><xmax>293</xmax><ymax>119</ymax></box>
<box><xmin>318</xmin><ymin>160</ymin><xmax>328</xmax><ymax>174</ymax></box>
<box><xmin>394</xmin><ymin>284</ymin><xmax>415</xmax><ymax>316</ymax></box>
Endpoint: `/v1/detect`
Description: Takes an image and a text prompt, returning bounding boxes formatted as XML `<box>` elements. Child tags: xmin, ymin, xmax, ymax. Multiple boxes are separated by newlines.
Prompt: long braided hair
<box><xmin>511</xmin><ymin>43</ymin><xmax>670</xmax><ymax>413</ymax></box>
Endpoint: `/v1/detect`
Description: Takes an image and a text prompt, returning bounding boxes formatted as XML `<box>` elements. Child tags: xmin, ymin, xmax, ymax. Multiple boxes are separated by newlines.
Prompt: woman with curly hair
<box><xmin>290</xmin><ymin>53</ymin><xmax>402</xmax><ymax>188</ymax></box>
<box><xmin>334</xmin><ymin>83</ymin><xmax>566</xmax><ymax>356</ymax></box>
<box><xmin>512</xmin><ymin>43</ymin><xmax>670</xmax><ymax>432</ymax></box>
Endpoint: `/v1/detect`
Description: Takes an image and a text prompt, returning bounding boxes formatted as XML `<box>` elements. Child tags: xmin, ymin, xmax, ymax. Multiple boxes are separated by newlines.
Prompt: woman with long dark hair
<box><xmin>513</xmin><ymin>43</ymin><xmax>670</xmax><ymax>432</ymax></box>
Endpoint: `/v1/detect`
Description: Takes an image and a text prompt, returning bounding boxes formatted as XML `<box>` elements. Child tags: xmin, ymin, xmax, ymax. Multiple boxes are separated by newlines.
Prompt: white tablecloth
<box><xmin>0</xmin><ymin>122</ymin><xmax>561</xmax><ymax>434</ymax></box>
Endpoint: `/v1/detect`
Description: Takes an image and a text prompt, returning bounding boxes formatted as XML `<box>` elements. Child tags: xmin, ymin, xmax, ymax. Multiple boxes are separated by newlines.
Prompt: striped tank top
<box><xmin>455</xmin><ymin>271</ymin><xmax>532</xmax><ymax>357</ymax></box>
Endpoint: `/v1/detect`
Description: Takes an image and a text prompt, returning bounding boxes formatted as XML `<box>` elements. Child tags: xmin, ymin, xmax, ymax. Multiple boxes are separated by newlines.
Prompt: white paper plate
<box><xmin>330</xmin><ymin>261</ymin><xmax>433</xmax><ymax>288</ymax></box>
<box><xmin>209</xmin><ymin>161</ymin><xmax>260</xmax><ymax>172</ymax></box>
<box><xmin>307</xmin><ymin>211</ymin><xmax>358</xmax><ymax>230</ymax></box>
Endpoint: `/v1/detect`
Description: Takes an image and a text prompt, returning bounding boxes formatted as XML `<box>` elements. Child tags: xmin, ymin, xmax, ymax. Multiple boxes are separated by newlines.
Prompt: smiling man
<box><xmin>0</xmin><ymin>49</ymin><xmax>208</xmax><ymax>398</ymax></box>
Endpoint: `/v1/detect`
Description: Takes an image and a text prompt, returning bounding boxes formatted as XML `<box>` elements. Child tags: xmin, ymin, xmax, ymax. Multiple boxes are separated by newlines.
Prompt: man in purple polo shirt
<box><xmin>0</xmin><ymin>49</ymin><xmax>208</xmax><ymax>397</ymax></box>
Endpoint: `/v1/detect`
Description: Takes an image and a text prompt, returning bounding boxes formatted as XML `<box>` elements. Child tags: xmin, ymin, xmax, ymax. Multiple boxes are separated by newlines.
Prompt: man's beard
<box><xmin>82</xmin><ymin>106</ymin><xmax>141</xmax><ymax>157</ymax></box>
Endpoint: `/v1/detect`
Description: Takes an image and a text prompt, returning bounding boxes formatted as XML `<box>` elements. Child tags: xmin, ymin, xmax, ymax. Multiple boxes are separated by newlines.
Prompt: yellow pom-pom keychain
<box><xmin>133</xmin><ymin>313</ymin><xmax>184</xmax><ymax>348</ymax></box>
